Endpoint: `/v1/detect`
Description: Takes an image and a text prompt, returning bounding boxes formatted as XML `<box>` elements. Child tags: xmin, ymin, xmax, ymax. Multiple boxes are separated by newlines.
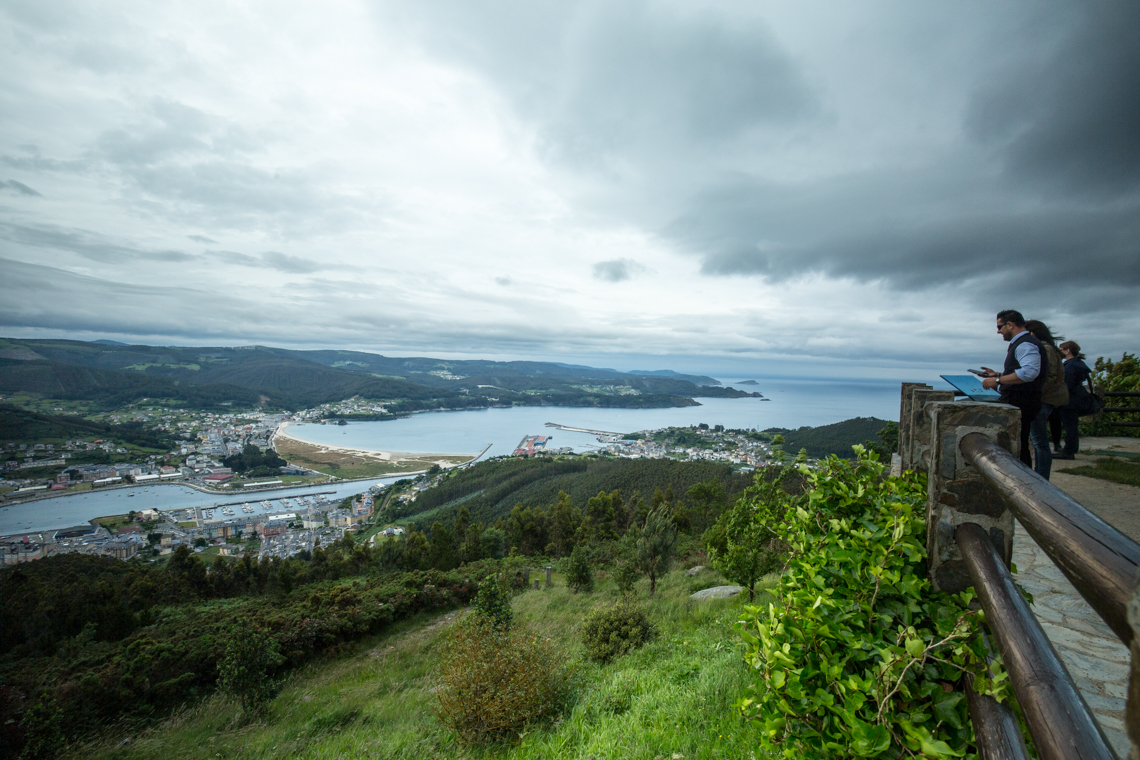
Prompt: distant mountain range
<box><xmin>0</xmin><ymin>338</ymin><xmax>759</xmax><ymax>413</ymax></box>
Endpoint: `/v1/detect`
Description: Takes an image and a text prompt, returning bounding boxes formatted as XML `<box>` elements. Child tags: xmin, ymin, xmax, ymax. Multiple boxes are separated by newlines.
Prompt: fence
<box><xmin>896</xmin><ymin>384</ymin><xmax>1139</xmax><ymax>760</ymax></box>
<box><xmin>1102</xmin><ymin>390</ymin><xmax>1140</xmax><ymax>429</ymax></box>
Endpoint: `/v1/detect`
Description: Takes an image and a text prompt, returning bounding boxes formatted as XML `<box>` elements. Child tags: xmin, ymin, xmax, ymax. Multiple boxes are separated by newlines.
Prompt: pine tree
<box><xmin>636</xmin><ymin>506</ymin><xmax>677</xmax><ymax>595</ymax></box>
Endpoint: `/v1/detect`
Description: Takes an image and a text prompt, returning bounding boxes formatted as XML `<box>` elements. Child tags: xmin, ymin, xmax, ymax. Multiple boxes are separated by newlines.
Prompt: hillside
<box><xmin>0</xmin><ymin>404</ymin><xmax>173</xmax><ymax>450</ymax></box>
<box><xmin>0</xmin><ymin>338</ymin><xmax>759</xmax><ymax>413</ymax></box>
<box><xmin>765</xmin><ymin>416</ymin><xmax>893</xmax><ymax>459</ymax></box>
<box><xmin>385</xmin><ymin>456</ymin><xmax>754</xmax><ymax>533</ymax></box>
<box><xmin>70</xmin><ymin>568</ymin><xmax>764</xmax><ymax>760</ymax></box>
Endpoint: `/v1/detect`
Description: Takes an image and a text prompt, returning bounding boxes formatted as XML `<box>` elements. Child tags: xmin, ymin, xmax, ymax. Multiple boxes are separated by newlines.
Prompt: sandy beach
<box><xmin>272</xmin><ymin>421</ymin><xmax>480</xmax><ymax>477</ymax></box>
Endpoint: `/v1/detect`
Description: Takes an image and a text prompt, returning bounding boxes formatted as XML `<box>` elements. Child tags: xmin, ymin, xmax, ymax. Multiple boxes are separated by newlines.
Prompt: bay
<box><xmin>2</xmin><ymin>376</ymin><xmax>900</xmax><ymax>536</ymax></box>
<box><xmin>0</xmin><ymin>477</ymin><xmax>404</xmax><ymax>537</ymax></box>
<box><xmin>287</xmin><ymin>376</ymin><xmax>900</xmax><ymax>457</ymax></box>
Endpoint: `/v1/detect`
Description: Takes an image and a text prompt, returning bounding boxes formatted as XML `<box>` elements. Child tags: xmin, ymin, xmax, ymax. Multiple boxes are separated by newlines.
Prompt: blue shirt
<box><xmin>1009</xmin><ymin>331</ymin><xmax>1041</xmax><ymax>382</ymax></box>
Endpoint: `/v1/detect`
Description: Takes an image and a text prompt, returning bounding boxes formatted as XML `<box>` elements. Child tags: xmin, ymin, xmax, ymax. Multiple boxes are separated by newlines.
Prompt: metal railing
<box><xmin>1101</xmin><ymin>390</ymin><xmax>1140</xmax><ymax>428</ymax></box>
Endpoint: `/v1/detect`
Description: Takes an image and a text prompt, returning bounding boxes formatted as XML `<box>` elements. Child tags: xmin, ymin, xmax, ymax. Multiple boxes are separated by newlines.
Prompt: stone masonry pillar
<box><xmin>926</xmin><ymin>400</ymin><xmax>1021</xmax><ymax>593</ymax></box>
<box><xmin>545</xmin><ymin>566</ymin><xmax>553</xmax><ymax>588</ymax></box>
<box><xmin>898</xmin><ymin>382</ymin><xmax>932</xmax><ymax>471</ymax></box>
<box><xmin>908</xmin><ymin>389</ymin><xmax>957</xmax><ymax>474</ymax></box>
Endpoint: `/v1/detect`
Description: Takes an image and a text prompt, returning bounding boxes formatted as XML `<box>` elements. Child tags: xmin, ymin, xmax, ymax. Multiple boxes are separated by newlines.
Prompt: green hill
<box><xmin>0</xmin><ymin>404</ymin><xmax>173</xmax><ymax>449</ymax></box>
<box><xmin>386</xmin><ymin>456</ymin><xmax>753</xmax><ymax>532</ymax></box>
<box><xmin>764</xmin><ymin>416</ymin><xmax>893</xmax><ymax>459</ymax></box>
<box><xmin>0</xmin><ymin>338</ymin><xmax>759</xmax><ymax>413</ymax></box>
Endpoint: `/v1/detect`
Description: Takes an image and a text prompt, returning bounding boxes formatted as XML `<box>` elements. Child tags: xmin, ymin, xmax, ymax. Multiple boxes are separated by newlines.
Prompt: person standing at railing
<box><xmin>981</xmin><ymin>310</ymin><xmax>1046</xmax><ymax>468</ymax></box>
<box><xmin>1055</xmin><ymin>340</ymin><xmax>1092</xmax><ymax>461</ymax></box>
<box><xmin>1024</xmin><ymin>320</ymin><xmax>1068</xmax><ymax>479</ymax></box>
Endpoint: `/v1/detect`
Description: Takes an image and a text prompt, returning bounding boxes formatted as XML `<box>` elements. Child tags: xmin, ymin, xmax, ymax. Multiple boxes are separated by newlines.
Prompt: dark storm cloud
<box><xmin>592</xmin><ymin>258</ymin><xmax>645</xmax><ymax>283</ymax></box>
<box><xmin>684</xmin><ymin>176</ymin><xmax>1140</xmax><ymax>309</ymax></box>
<box><xmin>0</xmin><ymin>221</ymin><xmax>196</xmax><ymax>263</ymax></box>
<box><xmin>967</xmin><ymin>2</ymin><xmax>1140</xmax><ymax>195</ymax></box>
<box><xmin>0</xmin><ymin>180</ymin><xmax>42</xmax><ymax>197</ymax></box>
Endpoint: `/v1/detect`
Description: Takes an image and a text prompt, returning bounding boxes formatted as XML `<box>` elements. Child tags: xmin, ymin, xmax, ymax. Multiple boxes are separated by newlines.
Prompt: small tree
<box><xmin>566</xmin><ymin>545</ymin><xmax>594</xmax><ymax>593</ymax></box>
<box><xmin>613</xmin><ymin>559</ymin><xmax>641</xmax><ymax>596</ymax></box>
<box><xmin>474</xmin><ymin>573</ymin><xmax>513</xmax><ymax>628</ymax></box>
<box><xmin>636</xmin><ymin>506</ymin><xmax>677</xmax><ymax>596</ymax></box>
<box><xmin>217</xmin><ymin>620</ymin><xmax>285</xmax><ymax>714</ymax></box>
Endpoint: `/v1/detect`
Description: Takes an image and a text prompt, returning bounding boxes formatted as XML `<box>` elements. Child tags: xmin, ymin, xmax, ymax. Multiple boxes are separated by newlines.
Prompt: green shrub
<box><xmin>581</xmin><ymin>601</ymin><xmax>654</xmax><ymax>663</ymax></box>
<box><xmin>473</xmin><ymin>573</ymin><xmax>513</xmax><ymax>628</ymax></box>
<box><xmin>217</xmin><ymin>620</ymin><xmax>285</xmax><ymax>714</ymax></box>
<box><xmin>613</xmin><ymin>560</ymin><xmax>640</xmax><ymax>596</ymax></box>
<box><xmin>734</xmin><ymin>447</ymin><xmax>1015</xmax><ymax>758</ymax></box>
<box><xmin>566</xmin><ymin>545</ymin><xmax>594</xmax><ymax>593</ymax></box>
<box><xmin>434</xmin><ymin>614</ymin><xmax>571</xmax><ymax>744</ymax></box>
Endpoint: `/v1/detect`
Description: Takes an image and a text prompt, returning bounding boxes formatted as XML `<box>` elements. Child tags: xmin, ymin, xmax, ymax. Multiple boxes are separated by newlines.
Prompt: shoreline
<box><xmin>273</xmin><ymin>420</ymin><xmax>477</xmax><ymax>463</ymax></box>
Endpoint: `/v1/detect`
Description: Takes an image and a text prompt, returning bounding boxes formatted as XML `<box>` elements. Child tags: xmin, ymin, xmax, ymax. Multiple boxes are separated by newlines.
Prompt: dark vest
<box><xmin>1001</xmin><ymin>332</ymin><xmax>1046</xmax><ymax>405</ymax></box>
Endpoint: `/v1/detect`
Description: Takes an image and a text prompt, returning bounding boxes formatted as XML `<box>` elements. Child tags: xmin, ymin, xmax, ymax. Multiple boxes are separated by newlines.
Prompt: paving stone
<box><xmin>1104</xmin><ymin>681</ymin><xmax>1127</xmax><ymax>700</ymax></box>
<box><xmin>1081</xmin><ymin>691</ymin><xmax>1126</xmax><ymax>713</ymax></box>
<box><xmin>1101</xmin><ymin>728</ymin><xmax>1130</xmax><ymax>759</ymax></box>
<box><xmin>1040</xmin><ymin>625</ymin><xmax>1131</xmax><ymax>664</ymax></box>
<box><xmin>1027</xmin><ymin>600</ymin><xmax>1064</xmax><ymax>624</ymax></box>
<box><xmin>1059</xmin><ymin>613</ymin><xmax>1117</xmax><ymax>639</ymax></box>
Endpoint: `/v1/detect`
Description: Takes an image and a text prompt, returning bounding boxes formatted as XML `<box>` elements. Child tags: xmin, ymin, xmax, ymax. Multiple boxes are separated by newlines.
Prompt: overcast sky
<box><xmin>1</xmin><ymin>0</ymin><xmax>1136</xmax><ymax>380</ymax></box>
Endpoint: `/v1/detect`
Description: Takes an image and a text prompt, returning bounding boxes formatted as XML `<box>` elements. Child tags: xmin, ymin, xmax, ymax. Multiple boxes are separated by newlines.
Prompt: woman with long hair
<box><xmin>1056</xmin><ymin>340</ymin><xmax>1092</xmax><ymax>460</ymax></box>
<box><xmin>1025</xmin><ymin>320</ymin><xmax>1068</xmax><ymax>479</ymax></box>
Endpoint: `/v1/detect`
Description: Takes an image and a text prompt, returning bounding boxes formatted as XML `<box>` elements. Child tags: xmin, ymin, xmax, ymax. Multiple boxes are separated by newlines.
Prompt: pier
<box><xmin>544</xmin><ymin>422</ymin><xmax>624</xmax><ymax>436</ymax></box>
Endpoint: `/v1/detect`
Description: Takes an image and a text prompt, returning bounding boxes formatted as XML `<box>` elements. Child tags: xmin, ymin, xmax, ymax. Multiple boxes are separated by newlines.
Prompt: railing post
<box><xmin>926</xmin><ymin>400</ymin><xmax>1021</xmax><ymax>593</ymax></box>
<box><xmin>899</xmin><ymin>382</ymin><xmax>932</xmax><ymax>470</ymax></box>
<box><xmin>908</xmin><ymin>389</ymin><xmax>956</xmax><ymax>474</ymax></box>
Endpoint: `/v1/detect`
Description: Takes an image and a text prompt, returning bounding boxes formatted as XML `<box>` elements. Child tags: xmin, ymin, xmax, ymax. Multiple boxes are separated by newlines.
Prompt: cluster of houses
<box><xmin>1</xmin><ymin>485</ymin><xmax>385</xmax><ymax>566</ymax></box>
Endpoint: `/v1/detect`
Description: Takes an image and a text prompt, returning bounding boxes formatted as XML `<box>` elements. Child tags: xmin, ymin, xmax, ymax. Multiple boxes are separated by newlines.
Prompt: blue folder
<box><xmin>941</xmin><ymin>374</ymin><xmax>1002</xmax><ymax>402</ymax></box>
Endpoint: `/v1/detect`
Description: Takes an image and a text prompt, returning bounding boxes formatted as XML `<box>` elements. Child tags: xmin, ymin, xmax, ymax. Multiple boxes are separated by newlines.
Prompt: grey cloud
<box><xmin>495</xmin><ymin>276</ymin><xmax>512</xmax><ymax>286</ymax></box>
<box><xmin>593</xmin><ymin>258</ymin><xmax>646</xmax><ymax>283</ymax></box>
<box><xmin>0</xmin><ymin>221</ymin><xmax>196</xmax><ymax>263</ymax></box>
<box><xmin>1</xmin><ymin>180</ymin><xmax>42</xmax><ymax>197</ymax></box>
<box><xmin>188</xmin><ymin>234</ymin><xmax>217</xmax><ymax>244</ymax></box>
<box><xmin>385</xmin><ymin>1</ymin><xmax>819</xmax><ymax>167</ymax></box>
<box><xmin>967</xmin><ymin>2</ymin><xmax>1140</xmax><ymax>196</ymax></box>
<box><xmin>218</xmin><ymin>250</ymin><xmax>321</xmax><ymax>274</ymax></box>
<box><xmin>260</xmin><ymin>251</ymin><xmax>321</xmax><ymax>274</ymax></box>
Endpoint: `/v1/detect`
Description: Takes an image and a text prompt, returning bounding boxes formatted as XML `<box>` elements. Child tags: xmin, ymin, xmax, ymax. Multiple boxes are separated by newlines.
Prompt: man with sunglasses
<box><xmin>980</xmin><ymin>309</ymin><xmax>1047</xmax><ymax>467</ymax></box>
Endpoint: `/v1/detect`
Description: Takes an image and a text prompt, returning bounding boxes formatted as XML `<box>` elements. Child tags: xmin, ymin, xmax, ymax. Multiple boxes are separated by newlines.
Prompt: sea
<box><xmin>1</xmin><ymin>376</ymin><xmax>902</xmax><ymax>535</ymax></box>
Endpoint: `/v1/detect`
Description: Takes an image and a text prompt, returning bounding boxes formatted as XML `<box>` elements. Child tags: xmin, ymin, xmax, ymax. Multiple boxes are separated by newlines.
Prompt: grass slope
<box><xmin>79</xmin><ymin>569</ymin><xmax>773</xmax><ymax>760</ymax></box>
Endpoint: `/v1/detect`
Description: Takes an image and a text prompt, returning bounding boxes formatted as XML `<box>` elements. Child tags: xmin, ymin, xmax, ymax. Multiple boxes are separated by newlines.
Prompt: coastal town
<box><xmin>2</xmin><ymin>393</ymin><xmax>781</xmax><ymax>567</ymax></box>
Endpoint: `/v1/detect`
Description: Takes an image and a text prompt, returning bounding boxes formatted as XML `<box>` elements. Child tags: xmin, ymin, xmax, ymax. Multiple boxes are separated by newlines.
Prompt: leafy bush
<box><xmin>581</xmin><ymin>601</ymin><xmax>655</xmax><ymax>663</ymax></box>
<box><xmin>1082</xmin><ymin>352</ymin><xmax>1140</xmax><ymax>437</ymax></box>
<box><xmin>734</xmin><ymin>447</ymin><xmax>1014</xmax><ymax>758</ymax></box>
<box><xmin>473</xmin><ymin>573</ymin><xmax>513</xmax><ymax>628</ymax></box>
<box><xmin>217</xmin><ymin>620</ymin><xmax>285</xmax><ymax>714</ymax></box>
<box><xmin>613</xmin><ymin>560</ymin><xmax>640</xmax><ymax>596</ymax></box>
<box><xmin>566</xmin><ymin>545</ymin><xmax>594</xmax><ymax>593</ymax></box>
<box><xmin>434</xmin><ymin>614</ymin><xmax>571</xmax><ymax>744</ymax></box>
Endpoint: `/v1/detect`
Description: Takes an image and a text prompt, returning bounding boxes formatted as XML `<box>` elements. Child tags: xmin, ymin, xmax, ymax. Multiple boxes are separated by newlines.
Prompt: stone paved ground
<box><xmin>1012</xmin><ymin>521</ymin><xmax>1131</xmax><ymax>756</ymax></box>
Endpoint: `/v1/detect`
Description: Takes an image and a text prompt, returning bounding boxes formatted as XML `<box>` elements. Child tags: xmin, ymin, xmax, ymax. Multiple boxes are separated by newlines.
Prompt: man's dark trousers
<box><xmin>1009</xmin><ymin>397</ymin><xmax>1041</xmax><ymax>467</ymax></box>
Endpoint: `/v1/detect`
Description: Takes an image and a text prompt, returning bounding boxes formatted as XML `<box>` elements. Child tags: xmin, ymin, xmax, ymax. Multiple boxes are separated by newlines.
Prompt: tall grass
<box><xmin>78</xmin><ymin>568</ymin><xmax>776</xmax><ymax>760</ymax></box>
